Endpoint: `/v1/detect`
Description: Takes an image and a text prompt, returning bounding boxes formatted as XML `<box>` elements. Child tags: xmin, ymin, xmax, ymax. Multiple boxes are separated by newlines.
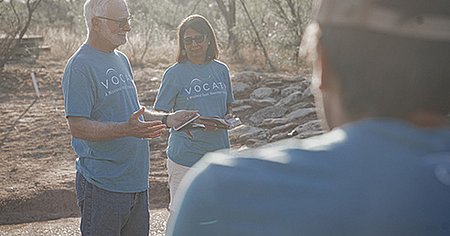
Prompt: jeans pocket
<box><xmin>75</xmin><ymin>172</ymin><xmax>87</xmax><ymax>207</ymax></box>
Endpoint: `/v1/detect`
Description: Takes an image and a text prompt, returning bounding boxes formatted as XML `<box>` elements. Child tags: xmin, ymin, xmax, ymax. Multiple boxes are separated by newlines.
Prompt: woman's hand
<box><xmin>166</xmin><ymin>110</ymin><xmax>199</xmax><ymax>128</ymax></box>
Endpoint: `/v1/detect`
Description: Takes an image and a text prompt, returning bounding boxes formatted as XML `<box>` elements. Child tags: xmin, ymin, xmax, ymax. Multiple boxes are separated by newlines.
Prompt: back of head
<box><xmin>310</xmin><ymin>0</ymin><xmax>450</xmax><ymax>119</ymax></box>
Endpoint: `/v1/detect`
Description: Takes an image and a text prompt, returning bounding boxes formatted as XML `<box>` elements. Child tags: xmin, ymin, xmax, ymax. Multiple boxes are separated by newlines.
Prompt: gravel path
<box><xmin>0</xmin><ymin>209</ymin><xmax>169</xmax><ymax>236</ymax></box>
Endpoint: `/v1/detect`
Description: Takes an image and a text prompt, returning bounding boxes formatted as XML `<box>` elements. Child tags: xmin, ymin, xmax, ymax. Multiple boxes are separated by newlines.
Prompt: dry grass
<box><xmin>40</xmin><ymin>27</ymin><xmax>84</xmax><ymax>62</ymax></box>
<box><xmin>35</xmin><ymin>26</ymin><xmax>307</xmax><ymax>74</ymax></box>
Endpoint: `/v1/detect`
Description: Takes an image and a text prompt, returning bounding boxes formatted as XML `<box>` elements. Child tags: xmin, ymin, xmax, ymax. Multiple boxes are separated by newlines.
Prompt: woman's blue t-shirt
<box><xmin>153</xmin><ymin>60</ymin><xmax>234</xmax><ymax>167</ymax></box>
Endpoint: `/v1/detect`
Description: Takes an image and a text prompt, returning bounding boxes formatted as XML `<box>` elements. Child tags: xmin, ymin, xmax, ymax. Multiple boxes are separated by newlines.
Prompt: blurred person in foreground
<box><xmin>62</xmin><ymin>0</ymin><xmax>196</xmax><ymax>235</ymax></box>
<box><xmin>153</xmin><ymin>14</ymin><xmax>235</xmax><ymax>213</ymax></box>
<box><xmin>166</xmin><ymin>0</ymin><xmax>450</xmax><ymax>235</ymax></box>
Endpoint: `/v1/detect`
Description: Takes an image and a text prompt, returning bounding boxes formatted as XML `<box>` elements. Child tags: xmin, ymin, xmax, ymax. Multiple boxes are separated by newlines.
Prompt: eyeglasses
<box><xmin>183</xmin><ymin>35</ymin><xmax>207</xmax><ymax>45</ymax></box>
<box><xmin>97</xmin><ymin>15</ymin><xmax>133</xmax><ymax>29</ymax></box>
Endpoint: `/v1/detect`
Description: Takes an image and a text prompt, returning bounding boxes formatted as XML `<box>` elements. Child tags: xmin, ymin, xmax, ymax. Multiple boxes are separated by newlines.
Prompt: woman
<box><xmin>153</xmin><ymin>14</ymin><xmax>235</xmax><ymax>211</ymax></box>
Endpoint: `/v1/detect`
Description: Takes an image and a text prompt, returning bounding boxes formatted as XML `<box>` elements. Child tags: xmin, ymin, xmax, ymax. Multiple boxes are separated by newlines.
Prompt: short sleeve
<box><xmin>62</xmin><ymin>66</ymin><xmax>96</xmax><ymax>118</ymax></box>
<box><xmin>224</xmin><ymin>66</ymin><xmax>235</xmax><ymax>104</ymax></box>
<box><xmin>153</xmin><ymin>69</ymin><xmax>179</xmax><ymax>112</ymax></box>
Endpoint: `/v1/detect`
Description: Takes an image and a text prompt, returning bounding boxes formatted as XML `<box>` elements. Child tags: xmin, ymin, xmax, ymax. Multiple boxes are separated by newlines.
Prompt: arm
<box><xmin>143</xmin><ymin>108</ymin><xmax>199</xmax><ymax>129</ymax></box>
<box><xmin>143</xmin><ymin>108</ymin><xmax>168</xmax><ymax>121</ymax></box>
<box><xmin>225</xmin><ymin>103</ymin><xmax>233</xmax><ymax>119</ymax></box>
<box><xmin>67</xmin><ymin>107</ymin><xmax>166</xmax><ymax>141</ymax></box>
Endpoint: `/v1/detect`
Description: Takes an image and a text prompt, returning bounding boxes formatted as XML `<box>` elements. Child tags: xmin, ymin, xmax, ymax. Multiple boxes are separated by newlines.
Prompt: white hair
<box><xmin>84</xmin><ymin>0</ymin><xmax>127</xmax><ymax>30</ymax></box>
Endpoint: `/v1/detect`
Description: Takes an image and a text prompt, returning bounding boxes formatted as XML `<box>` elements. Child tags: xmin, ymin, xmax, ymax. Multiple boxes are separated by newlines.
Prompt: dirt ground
<box><xmin>0</xmin><ymin>60</ymin><xmax>172</xmax><ymax>229</ymax></box>
<box><xmin>0</xmin><ymin>56</ymin><xmax>314</xmax><ymax>235</ymax></box>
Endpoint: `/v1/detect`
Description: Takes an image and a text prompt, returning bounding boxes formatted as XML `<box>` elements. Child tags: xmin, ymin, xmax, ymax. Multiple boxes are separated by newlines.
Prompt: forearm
<box><xmin>143</xmin><ymin>108</ymin><xmax>168</xmax><ymax>121</ymax></box>
<box><xmin>145</xmin><ymin>108</ymin><xmax>200</xmax><ymax>129</ymax></box>
<box><xmin>68</xmin><ymin>117</ymin><xmax>131</xmax><ymax>141</ymax></box>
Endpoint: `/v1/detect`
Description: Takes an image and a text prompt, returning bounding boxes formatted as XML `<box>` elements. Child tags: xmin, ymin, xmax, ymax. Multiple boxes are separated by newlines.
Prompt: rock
<box><xmin>229</xmin><ymin>125</ymin><xmax>268</xmax><ymax>142</ymax></box>
<box><xmin>234</xmin><ymin>71</ymin><xmax>259</xmax><ymax>84</ymax></box>
<box><xmin>289</xmin><ymin>101</ymin><xmax>314</xmax><ymax>112</ymax></box>
<box><xmin>286</xmin><ymin>108</ymin><xmax>316</xmax><ymax>121</ymax></box>
<box><xmin>276</xmin><ymin>91</ymin><xmax>303</xmax><ymax>107</ymax></box>
<box><xmin>291</xmin><ymin>120</ymin><xmax>324</xmax><ymax>139</ymax></box>
<box><xmin>281</xmin><ymin>86</ymin><xmax>304</xmax><ymax>97</ymax></box>
<box><xmin>245</xmin><ymin>138</ymin><xmax>268</xmax><ymax>148</ymax></box>
<box><xmin>249</xmin><ymin>106</ymin><xmax>288</xmax><ymax>124</ymax></box>
<box><xmin>265</xmin><ymin>81</ymin><xmax>285</xmax><ymax>88</ymax></box>
<box><xmin>269</xmin><ymin>123</ymin><xmax>298</xmax><ymax>136</ymax></box>
<box><xmin>250</xmin><ymin>87</ymin><xmax>275</xmax><ymax>99</ymax></box>
<box><xmin>232</xmin><ymin>82</ymin><xmax>251</xmax><ymax>98</ymax></box>
<box><xmin>232</xmin><ymin>99</ymin><xmax>250</xmax><ymax>106</ymax></box>
<box><xmin>233</xmin><ymin>105</ymin><xmax>253</xmax><ymax>113</ymax></box>
<box><xmin>250</xmin><ymin>97</ymin><xmax>277</xmax><ymax>108</ymax></box>
<box><xmin>259</xmin><ymin>117</ymin><xmax>289</xmax><ymax>128</ymax></box>
<box><xmin>269</xmin><ymin>132</ymin><xmax>290</xmax><ymax>142</ymax></box>
<box><xmin>303</xmin><ymin>85</ymin><xmax>313</xmax><ymax>98</ymax></box>
<box><xmin>292</xmin><ymin>75</ymin><xmax>307</xmax><ymax>83</ymax></box>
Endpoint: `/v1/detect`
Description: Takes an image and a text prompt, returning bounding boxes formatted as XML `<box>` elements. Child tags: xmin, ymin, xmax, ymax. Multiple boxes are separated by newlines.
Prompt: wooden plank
<box><xmin>39</xmin><ymin>46</ymin><xmax>51</xmax><ymax>52</ymax></box>
<box><xmin>1</xmin><ymin>35</ymin><xmax>50</xmax><ymax>65</ymax></box>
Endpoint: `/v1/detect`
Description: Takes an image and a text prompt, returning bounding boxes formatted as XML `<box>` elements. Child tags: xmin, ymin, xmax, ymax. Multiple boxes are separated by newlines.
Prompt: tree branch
<box><xmin>189</xmin><ymin>0</ymin><xmax>203</xmax><ymax>15</ymax></box>
<box><xmin>239</xmin><ymin>0</ymin><xmax>276</xmax><ymax>71</ymax></box>
<box><xmin>11</xmin><ymin>0</ymin><xmax>21</xmax><ymax>28</ymax></box>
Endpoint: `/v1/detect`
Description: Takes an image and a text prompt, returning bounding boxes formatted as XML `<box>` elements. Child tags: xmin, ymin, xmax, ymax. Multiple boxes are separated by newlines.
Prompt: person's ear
<box><xmin>91</xmin><ymin>17</ymin><xmax>101</xmax><ymax>31</ymax></box>
<box><xmin>316</xmin><ymin>44</ymin><xmax>335</xmax><ymax>91</ymax></box>
<box><xmin>313</xmin><ymin>44</ymin><xmax>325</xmax><ymax>90</ymax></box>
<box><xmin>314</xmin><ymin>43</ymin><xmax>347</xmax><ymax>129</ymax></box>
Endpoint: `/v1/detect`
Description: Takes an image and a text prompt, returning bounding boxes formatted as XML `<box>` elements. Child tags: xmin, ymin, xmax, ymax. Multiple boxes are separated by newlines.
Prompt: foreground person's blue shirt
<box><xmin>62</xmin><ymin>44</ymin><xmax>149</xmax><ymax>193</ymax></box>
<box><xmin>167</xmin><ymin>119</ymin><xmax>450</xmax><ymax>235</ymax></box>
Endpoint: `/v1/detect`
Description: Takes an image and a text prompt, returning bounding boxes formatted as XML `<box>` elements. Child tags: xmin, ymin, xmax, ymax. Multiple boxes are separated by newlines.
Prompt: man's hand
<box><xmin>129</xmin><ymin>108</ymin><xmax>166</xmax><ymax>138</ymax></box>
<box><xmin>166</xmin><ymin>110</ymin><xmax>199</xmax><ymax>128</ymax></box>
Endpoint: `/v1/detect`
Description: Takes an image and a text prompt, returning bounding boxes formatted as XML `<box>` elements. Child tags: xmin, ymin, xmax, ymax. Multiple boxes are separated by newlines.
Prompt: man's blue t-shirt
<box><xmin>62</xmin><ymin>44</ymin><xmax>149</xmax><ymax>193</ymax></box>
<box><xmin>168</xmin><ymin>119</ymin><xmax>450</xmax><ymax>235</ymax></box>
<box><xmin>153</xmin><ymin>60</ymin><xmax>234</xmax><ymax>167</ymax></box>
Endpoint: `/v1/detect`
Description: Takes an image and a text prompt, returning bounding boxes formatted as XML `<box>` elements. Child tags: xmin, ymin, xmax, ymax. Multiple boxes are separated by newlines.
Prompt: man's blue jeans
<box><xmin>76</xmin><ymin>172</ymin><xmax>149</xmax><ymax>236</ymax></box>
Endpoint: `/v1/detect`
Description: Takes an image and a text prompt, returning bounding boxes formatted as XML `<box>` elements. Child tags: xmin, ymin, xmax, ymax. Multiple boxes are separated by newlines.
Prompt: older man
<box><xmin>166</xmin><ymin>0</ymin><xmax>450</xmax><ymax>235</ymax></box>
<box><xmin>62</xmin><ymin>0</ymin><xmax>196</xmax><ymax>235</ymax></box>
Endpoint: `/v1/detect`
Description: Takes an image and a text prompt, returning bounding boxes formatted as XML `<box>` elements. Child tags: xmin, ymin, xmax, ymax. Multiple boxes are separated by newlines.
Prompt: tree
<box><xmin>214</xmin><ymin>0</ymin><xmax>240</xmax><ymax>58</ymax></box>
<box><xmin>239</xmin><ymin>0</ymin><xmax>276</xmax><ymax>71</ymax></box>
<box><xmin>0</xmin><ymin>0</ymin><xmax>43</xmax><ymax>69</ymax></box>
<box><xmin>269</xmin><ymin>0</ymin><xmax>312</xmax><ymax>64</ymax></box>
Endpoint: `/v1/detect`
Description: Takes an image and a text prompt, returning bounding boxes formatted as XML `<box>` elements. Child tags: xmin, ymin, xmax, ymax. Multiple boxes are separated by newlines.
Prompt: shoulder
<box><xmin>210</xmin><ymin>60</ymin><xmax>230</xmax><ymax>72</ymax></box>
<box><xmin>164</xmin><ymin>62</ymin><xmax>185</xmax><ymax>75</ymax></box>
<box><xmin>191</xmin><ymin>130</ymin><xmax>346</xmax><ymax>183</ymax></box>
<box><xmin>65</xmin><ymin>45</ymin><xmax>90</xmax><ymax>70</ymax></box>
<box><xmin>162</xmin><ymin>62</ymin><xmax>187</xmax><ymax>82</ymax></box>
<box><xmin>115</xmin><ymin>50</ymin><xmax>130</xmax><ymax>62</ymax></box>
<box><xmin>165</xmin><ymin>62</ymin><xmax>181</xmax><ymax>72</ymax></box>
<box><xmin>173</xmin><ymin>131</ymin><xmax>347</xmax><ymax>221</ymax></box>
<box><xmin>64</xmin><ymin>50</ymin><xmax>94</xmax><ymax>81</ymax></box>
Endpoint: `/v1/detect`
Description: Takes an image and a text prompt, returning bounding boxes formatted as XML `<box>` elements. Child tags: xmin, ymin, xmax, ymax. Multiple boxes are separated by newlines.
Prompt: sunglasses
<box><xmin>97</xmin><ymin>15</ymin><xmax>133</xmax><ymax>29</ymax></box>
<box><xmin>183</xmin><ymin>35</ymin><xmax>207</xmax><ymax>45</ymax></box>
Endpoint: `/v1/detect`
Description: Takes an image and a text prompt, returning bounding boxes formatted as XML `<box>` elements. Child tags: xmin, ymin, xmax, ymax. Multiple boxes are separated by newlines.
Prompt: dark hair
<box><xmin>320</xmin><ymin>26</ymin><xmax>450</xmax><ymax>118</ymax></box>
<box><xmin>176</xmin><ymin>14</ymin><xmax>219</xmax><ymax>63</ymax></box>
